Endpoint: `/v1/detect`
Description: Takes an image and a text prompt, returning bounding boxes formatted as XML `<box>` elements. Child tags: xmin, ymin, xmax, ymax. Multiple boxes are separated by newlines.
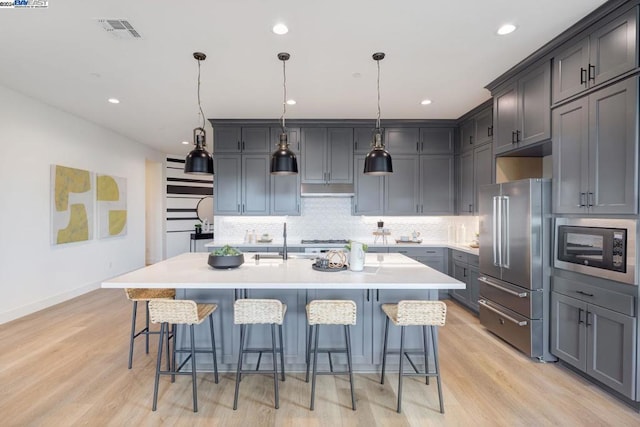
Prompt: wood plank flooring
<box><xmin>0</xmin><ymin>289</ymin><xmax>639</xmax><ymax>426</ymax></box>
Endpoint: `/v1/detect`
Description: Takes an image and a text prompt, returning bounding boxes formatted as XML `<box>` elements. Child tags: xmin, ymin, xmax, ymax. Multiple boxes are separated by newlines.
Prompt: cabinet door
<box><xmin>384</xmin><ymin>155</ymin><xmax>420</xmax><ymax>215</ymax></box>
<box><xmin>460</xmin><ymin>118</ymin><xmax>475</xmax><ymax>152</ymax></box>
<box><xmin>450</xmin><ymin>261</ymin><xmax>469</xmax><ymax>303</ymax></box>
<box><xmin>587</xmin><ymin>304</ymin><xmax>637</xmax><ymax>399</ymax></box>
<box><xmin>308</xmin><ymin>289</ymin><xmax>373</xmax><ymax>366</ymax></box>
<box><xmin>458</xmin><ymin>150</ymin><xmax>474</xmax><ymax>215</ymax></box>
<box><xmin>517</xmin><ymin>62</ymin><xmax>551</xmax><ymax>147</ymax></box>
<box><xmin>588</xmin><ymin>77</ymin><xmax>638</xmax><ymax>214</ymax></box>
<box><xmin>354</xmin><ymin>127</ymin><xmax>374</xmax><ymax>154</ymax></box>
<box><xmin>213</xmin><ymin>154</ymin><xmax>242</xmax><ymax>215</ymax></box>
<box><xmin>590</xmin><ymin>8</ymin><xmax>638</xmax><ymax>87</ymax></box>
<box><xmin>271</xmin><ymin>173</ymin><xmax>300</xmax><ymax>215</ymax></box>
<box><xmin>353</xmin><ymin>155</ymin><xmax>383</xmax><ymax>215</ymax></box>
<box><xmin>468</xmin><ymin>267</ymin><xmax>480</xmax><ymax>312</ymax></box>
<box><xmin>270</xmin><ymin>127</ymin><xmax>301</xmax><ymax>154</ymax></box>
<box><xmin>550</xmin><ymin>292</ymin><xmax>587</xmax><ymax>371</ymax></box>
<box><xmin>421</xmin><ymin>127</ymin><xmax>454</xmax><ymax>154</ymax></box>
<box><xmin>474</xmin><ymin>107</ymin><xmax>493</xmax><ymax>147</ymax></box>
<box><xmin>327</xmin><ymin>127</ymin><xmax>353</xmax><ymax>183</ymax></box>
<box><xmin>473</xmin><ymin>143</ymin><xmax>493</xmax><ymax>215</ymax></box>
<box><xmin>241</xmin><ymin>127</ymin><xmax>270</xmax><ymax>153</ymax></box>
<box><xmin>420</xmin><ymin>155</ymin><xmax>454</xmax><ymax>214</ymax></box>
<box><xmin>552</xmin><ymin>97</ymin><xmax>589</xmax><ymax>214</ymax></box>
<box><xmin>553</xmin><ymin>38</ymin><xmax>590</xmax><ymax>103</ymax></box>
<box><xmin>301</xmin><ymin>128</ymin><xmax>327</xmax><ymax>183</ymax></box>
<box><xmin>241</xmin><ymin>155</ymin><xmax>270</xmax><ymax>215</ymax></box>
<box><xmin>213</xmin><ymin>127</ymin><xmax>242</xmax><ymax>153</ymax></box>
<box><xmin>385</xmin><ymin>127</ymin><xmax>420</xmax><ymax>154</ymax></box>
<box><xmin>493</xmin><ymin>84</ymin><xmax>518</xmax><ymax>154</ymax></box>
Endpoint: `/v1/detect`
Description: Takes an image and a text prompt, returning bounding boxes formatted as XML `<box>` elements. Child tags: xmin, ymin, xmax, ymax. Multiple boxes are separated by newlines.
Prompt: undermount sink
<box><xmin>252</xmin><ymin>253</ymin><xmax>318</xmax><ymax>260</ymax></box>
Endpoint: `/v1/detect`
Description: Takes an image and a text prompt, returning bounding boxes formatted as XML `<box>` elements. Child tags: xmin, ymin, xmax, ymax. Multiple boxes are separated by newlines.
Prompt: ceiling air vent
<box><xmin>96</xmin><ymin>19</ymin><xmax>142</xmax><ymax>39</ymax></box>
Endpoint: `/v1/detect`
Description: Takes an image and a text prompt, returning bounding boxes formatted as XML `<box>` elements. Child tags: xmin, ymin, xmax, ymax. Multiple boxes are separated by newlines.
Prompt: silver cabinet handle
<box><xmin>478</xmin><ymin>300</ymin><xmax>528</xmax><ymax>326</ymax></box>
<box><xmin>579</xmin><ymin>192</ymin><xmax>586</xmax><ymax>207</ymax></box>
<box><xmin>478</xmin><ymin>277</ymin><xmax>527</xmax><ymax>298</ymax></box>
<box><xmin>501</xmin><ymin>196</ymin><xmax>509</xmax><ymax>268</ymax></box>
<box><xmin>587</xmin><ymin>192</ymin><xmax>594</xmax><ymax>208</ymax></box>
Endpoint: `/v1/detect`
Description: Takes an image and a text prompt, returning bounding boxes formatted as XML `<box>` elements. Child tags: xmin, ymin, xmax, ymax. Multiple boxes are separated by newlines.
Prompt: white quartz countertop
<box><xmin>102</xmin><ymin>252</ymin><xmax>465</xmax><ymax>290</ymax></box>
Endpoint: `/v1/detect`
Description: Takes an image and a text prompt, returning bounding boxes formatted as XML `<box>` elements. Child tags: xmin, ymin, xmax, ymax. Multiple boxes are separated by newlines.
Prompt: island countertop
<box><xmin>102</xmin><ymin>252</ymin><xmax>465</xmax><ymax>290</ymax></box>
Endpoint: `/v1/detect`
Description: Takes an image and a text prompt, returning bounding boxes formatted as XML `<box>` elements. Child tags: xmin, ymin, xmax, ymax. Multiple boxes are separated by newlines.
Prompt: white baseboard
<box><xmin>0</xmin><ymin>281</ymin><xmax>101</xmax><ymax>325</ymax></box>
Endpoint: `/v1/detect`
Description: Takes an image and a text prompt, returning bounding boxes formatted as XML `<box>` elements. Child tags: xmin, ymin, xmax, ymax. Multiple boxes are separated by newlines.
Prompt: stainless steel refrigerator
<box><xmin>478</xmin><ymin>178</ymin><xmax>555</xmax><ymax>361</ymax></box>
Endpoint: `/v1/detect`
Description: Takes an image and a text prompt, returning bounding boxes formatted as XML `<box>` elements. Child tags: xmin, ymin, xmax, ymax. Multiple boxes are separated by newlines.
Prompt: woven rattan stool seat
<box><xmin>306</xmin><ymin>300</ymin><xmax>357</xmax><ymax>325</ymax></box>
<box><xmin>125</xmin><ymin>288</ymin><xmax>176</xmax><ymax>301</ymax></box>
<box><xmin>234</xmin><ymin>299</ymin><xmax>287</xmax><ymax>325</ymax></box>
<box><xmin>382</xmin><ymin>300</ymin><xmax>447</xmax><ymax>326</ymax></box>
<box><xmin>149</xmin><ymin>299</ymin><xmax>217</xmax><ymax>325</ymax></box>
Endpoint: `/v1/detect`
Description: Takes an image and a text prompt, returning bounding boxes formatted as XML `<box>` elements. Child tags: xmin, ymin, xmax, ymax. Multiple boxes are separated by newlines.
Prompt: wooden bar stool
<box><xmin>148</xmin><ymin>299</ymin><xmax>219</xmax><ymax>412</ymax></box>
<box><xmin>305</xmin><ymin>299</ymin><xmax>357</xmax><ymax>411</ymax></box>
<box><xmin>124</xmin><ymin>288</ymin><xmax>175</xmax><ymax>369</ymax></box>
<box><xmin>233</xmin><ymin>298</ymin><xmax>287</xmax><ymax>410</ymax></box>
<box><xmin>380</xmin><ymin>300</ymin><xmax>447</xmax><ymax>414</ymax></box>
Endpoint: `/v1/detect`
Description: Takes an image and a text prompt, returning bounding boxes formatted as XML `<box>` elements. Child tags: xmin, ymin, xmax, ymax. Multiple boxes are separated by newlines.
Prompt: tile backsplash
<box><xmin>213</xmin><ymin>198</ymin><xmax>478</xmax><ymax>245</ymax></box>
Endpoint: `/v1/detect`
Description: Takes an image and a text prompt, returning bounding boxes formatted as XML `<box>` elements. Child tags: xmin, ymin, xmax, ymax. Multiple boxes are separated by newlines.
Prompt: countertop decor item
<box><xmin>184</xmin><ymin>52</ymin><xmax>214</xmax><ymax>175</ymax></box>
<box><xmin>395</xmin><ymin>239</ymin><xmax>423</xmax><ymax>244</ymax></box>
<box><xmin>270</xmin><ymin>52</ymin><xmax>298</xmax><ymax>175</ymax></box>
<box><xmin>364</xmin><ymin>52</ymin><xmax>393</xmax><ymax>175</ymax></box>
<box><xmin>208</xmin><ymin>245</ymin><xmax>244</xmax><ymax>269</ymax></box>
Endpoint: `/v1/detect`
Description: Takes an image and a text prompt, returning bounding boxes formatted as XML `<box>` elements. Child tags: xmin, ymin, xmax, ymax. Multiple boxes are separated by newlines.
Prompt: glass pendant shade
<box><xmin>271</xmin><ymin>133</ymin><xmax>298</xmax><ymax>175</ymax></box>
<box><xmin>364</xmin><ymin>131</ymin><xmax>393</xmax><ymax>175</ymax></box>
<box><xmin>184</xmin><ymin>128</ymin><xmax>214</xmax><ymax>174</ymax></box>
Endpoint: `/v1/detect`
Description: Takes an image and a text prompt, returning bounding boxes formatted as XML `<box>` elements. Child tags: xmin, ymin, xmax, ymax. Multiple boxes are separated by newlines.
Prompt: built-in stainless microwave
<box><xmin>554</xmin><ymin>218</ymin><xmax>636</xmax><ymax>285</ymax></box>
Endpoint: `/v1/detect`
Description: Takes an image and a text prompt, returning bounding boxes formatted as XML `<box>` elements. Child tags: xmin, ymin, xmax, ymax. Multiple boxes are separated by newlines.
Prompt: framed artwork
<box><xmin>51</xmin><ymin>165</ymin><xmax>94</xmax><ymax>245</ymax></box>
<box><xmin>96</xmin><ymin>174</ymin><xmax>127</xmax><ymax>238</ymax></box>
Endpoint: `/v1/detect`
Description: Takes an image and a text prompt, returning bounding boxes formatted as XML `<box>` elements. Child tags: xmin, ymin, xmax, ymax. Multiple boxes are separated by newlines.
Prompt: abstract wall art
<box><xmin>51</xmin><ymin>164</ymin><xmax>94</xmax><ymax>245</ymax></box>
<box><xmin>96</xmin><ymin>173</ymin><xmax>127</xmax><ymax>238</ymax></box>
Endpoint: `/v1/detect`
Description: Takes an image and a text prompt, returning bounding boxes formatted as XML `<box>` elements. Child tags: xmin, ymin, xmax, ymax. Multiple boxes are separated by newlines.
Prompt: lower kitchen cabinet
<box><xmin>551</xmin><ymin>285</ymin><xmax>637</xmax><ymax>399</ymax></box>
<box><xmin>448</xmin><ymin>250</ymin><xmax>479</xmax><ymax>313</ymax></box>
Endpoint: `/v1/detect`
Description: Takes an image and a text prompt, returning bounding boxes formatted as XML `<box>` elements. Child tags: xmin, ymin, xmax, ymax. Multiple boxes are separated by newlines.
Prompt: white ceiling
<box><xmin>0</xmin><ymin>0</ymin><xmax>608</xmax><ymax>154</ymax></box>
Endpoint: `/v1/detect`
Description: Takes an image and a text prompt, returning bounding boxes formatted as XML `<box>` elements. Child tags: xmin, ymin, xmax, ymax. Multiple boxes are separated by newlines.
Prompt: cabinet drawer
<box><xmin>468</xmin><ymin>254</ymin><xmax>479</xmax><ymax>268</ymax></box>
<box><xmin>451</xmin><ymin>250</ymin><xmax>468</xmax><ymax>264</ymax></box>
<box><xmin>552</xmin><ymin>276</ymin><xmax>635</xmax><ymax>316</ymax></box>
<box><xmin>392</xmin><ymin>247</ymin><xmax>444</xmax><ymax>258</ymax></box>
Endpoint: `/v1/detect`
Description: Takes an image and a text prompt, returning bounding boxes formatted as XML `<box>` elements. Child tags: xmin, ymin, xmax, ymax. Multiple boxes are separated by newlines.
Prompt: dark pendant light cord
<box><xmin>196</xmin><ymin>54</ymin><xmax>205</xmax><ymax>131</ymax></box>
<box><xmin>376</xmin><ymin>56</ymin><xmax>381</xmax><ymax>131</ymax></box>
<box><xmin>279</xmin><ymin>52</ymin><xmax>289</xmax><ymax>132</ymax></box>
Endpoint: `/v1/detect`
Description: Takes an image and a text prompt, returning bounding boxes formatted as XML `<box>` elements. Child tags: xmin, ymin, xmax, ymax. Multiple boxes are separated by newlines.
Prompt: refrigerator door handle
<box><xmin>501</xmin><ymin>196</ymin><xmax>510</xmax><ymax>268</ymax></box>
<box><xmin>478</xmin><ymin>276</ymin><xmax>528</xmax><ymax>297</ymax></box>
<box><xmin>478</xmin><ymin>300</ymin><xmax>528</xmax><ymax>326</ymax></box>
<box><xmin>492</xmin><ymin>196</ymin><xmax>500</xmax><ymax>266</ymax></box>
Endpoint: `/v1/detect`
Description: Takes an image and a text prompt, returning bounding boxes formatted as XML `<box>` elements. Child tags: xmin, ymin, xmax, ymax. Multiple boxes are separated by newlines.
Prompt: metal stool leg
<box><xmin>152</xmin><ymin>322</ymin><xmax>165</xmax><ymax>411</ymax></box>
<box><xmin>170</xmin><ymin>324</ymin><xmax>176</xmax><ymax>383</ymax></box>
<box><xmin>381</xmin><ymin>316</ymin><xmax>390</xmax><ymax>384</ymax></box>
<box><xmin>345</xmin><ymin>325</ymin><xmax>356</xmax><ymax>410</ymax></box>
<box><xmin>310</xmin><ymin>324</ymin><xmax>320</xmax><ymax>410</ymax></box>
<box><xmin>128</xmin><ymin>301</ymin><xmax>138</xmax><ymax>369</ymax></box>
<box><xmin>145</xmin><ymin>302</ymin><xmax>150</xmax><ymax>354</ymax></box>
<box><xmin>233</xmin><ymin>324</ymin><xmax>246</xmax><ymax>410</ymax></box>
<box><xmin>278</xmin><ymin>324</ymin><xmax>286</xmax><ymax>381</ymax></box>
<box><xmin>209</xmin><ymin>314</ymin><xmax>219</xmax><ymax>384</ymax></box>
<box><xmin>397</xmin><ymin>326</ymin><xmax>405</xmax><ymax>413</ymax></box>
<box><xmin>305</xmin><ymin>325</ymin><xmax>313</xmax><ymax>383</ymax></box>
<box><xmin>432</xmin><ymin>325</ymin><xmax>444</xmax><ymax>414</ymax></box>
<box><xmin>423</xmin><ymin>325</ymin><xmax>430</xmax><ymax>385</ymax></box>
<box><xmin>271</xmin><ymin>324</ymin><xmax>280</xmax><ymax>409</ymax></box>
<box><xmin>190</xmin><ymin>324</ymin><xmax>198</xmax><ymax>412</ymax></box>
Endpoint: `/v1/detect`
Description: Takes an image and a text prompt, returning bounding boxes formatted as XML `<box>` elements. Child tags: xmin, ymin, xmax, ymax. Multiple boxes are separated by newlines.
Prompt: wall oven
<box><xmin>554</xmin><ymin>218</ymin><xmax>637</xmax><ymax>285</ymax></box>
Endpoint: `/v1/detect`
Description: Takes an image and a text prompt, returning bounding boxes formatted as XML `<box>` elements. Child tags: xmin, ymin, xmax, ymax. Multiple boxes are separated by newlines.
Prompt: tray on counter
<box><xmin>395</xmin><ymin>239</ymin><xmax>423</xmax><ymax>244</ymax></box>
<box><xmin>256</xmin><ymin>239</ymin><xmax>273</xmax><ymax>243</ymax></box>
<box><xmin>312</xmin><ymin>264</ymin><xmax>347</xmax><ymax>272</ymax></box>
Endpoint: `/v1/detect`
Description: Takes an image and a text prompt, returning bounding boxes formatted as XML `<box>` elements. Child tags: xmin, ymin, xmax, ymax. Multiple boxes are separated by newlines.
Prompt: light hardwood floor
<box><xmin>1</xmin><ymin>289</ymin><xmax>639</xmax><ymax>426</ymax></box>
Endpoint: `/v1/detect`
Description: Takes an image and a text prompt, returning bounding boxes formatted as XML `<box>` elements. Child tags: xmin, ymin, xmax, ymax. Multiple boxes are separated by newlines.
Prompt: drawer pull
<box><xmin>576</xmin><ymin>290</ymin><xmax>594</xmax><ymax>297</ymax></box>
<box><xmin>479</xmin><ymin>300</ymin><xmax>528</xmax><ymax>326</ymax></box>
<box><xmin>478</xmin><ymin>277</ymin><xmax>528</xmax><ymax>298</ymax></box>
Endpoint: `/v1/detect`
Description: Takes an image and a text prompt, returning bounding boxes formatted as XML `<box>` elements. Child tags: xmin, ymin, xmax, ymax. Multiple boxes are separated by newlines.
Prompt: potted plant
<box><xmin>194</xmin><ymin>223</ymin><xmax>202</xmax><ymax>235</ymax></box>
<box><xmin>208</xmin><ymin>245</ymin><xmax>244</xmax><ymax>269</ymax></box>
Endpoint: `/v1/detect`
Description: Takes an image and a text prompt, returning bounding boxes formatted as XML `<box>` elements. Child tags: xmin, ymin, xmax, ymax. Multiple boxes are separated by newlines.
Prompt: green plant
<box><xmin>212</xmin><ymin>245</ymin><xmax>242</xmax><ymax>256</ymax></box>
<box><xmin>345</xmin><ymin>240</ymin><xmax>368</xmax><ymax>252</ymax></box>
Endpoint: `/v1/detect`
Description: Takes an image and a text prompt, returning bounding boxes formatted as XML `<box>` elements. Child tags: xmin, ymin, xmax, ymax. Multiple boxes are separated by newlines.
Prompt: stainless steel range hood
<box><xmin>300</xmin><ymin>183</ymin><xmax>354</xmax><ymax>197</ymax></box>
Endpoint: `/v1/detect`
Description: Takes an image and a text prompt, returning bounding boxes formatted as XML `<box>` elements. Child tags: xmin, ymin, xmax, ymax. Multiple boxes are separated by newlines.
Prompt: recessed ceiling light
<box><xmin>272</xmin><ymin>23</ymin><xmax>288</xmax><ymax>35</ymax></box>
<box><xmin>108</xmin><ymin>98</ymin><xmax>120</xmax><ymax>104</ymax></box>
<box><xmin>286</xmin><ymin>99</ymin><xmax>296</xmax><ymax>105</ymax></box>
<box><xmin>181</xmin><ymin>140</ymin><xmax>190</xmax><ymax>145</ymax></box>
<box><xmin>497</xmin><ymin>24</ymin><xmax>517</xmax><ymax>35</ymax></box>
<box><xmin>420</xmin><ymin>99</ymin><xmax>432</xmax><ymax>105</ymax></box>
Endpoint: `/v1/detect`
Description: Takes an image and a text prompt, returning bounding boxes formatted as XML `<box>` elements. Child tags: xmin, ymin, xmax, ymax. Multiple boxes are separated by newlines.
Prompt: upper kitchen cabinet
<box><xmin>384</xmin><ymin>155</ymin><xmax>420</xmax><ymax>215</ymax></box>
<box><xmin>493</xmin><ymin>61</ymin><xmax>551</xmax><ymax>155</ymax></box>
<box><xmin>270</xmin><ymin>127</ymin><xmax>301</xmax><ymax>154</ymax></box>
<box><xmin>459</xmin><ymin>118</ymin><xmax>475</xmax><ymax>153</ymax></box>
<box><xmin>301</xmin><ymin>127</ymin><xmax>353</xmax><ymax>184</ymax></box>
<box><xmin>553</xmin><ymin>76</ymin><xmax>638</xmax><ymax>215</ymax></box>
<box><xmin>458</xmin><ymin>142</ymin><xmax>492</xmax><ymax>215</ymax></box>
<box><xmin>420</xmin><ymin>127</ymin><xmax>455</xmax><ymax>154</ymax></box>
<box><xmin>384</xmin><ymin>127</ymin><xmax>420</xmax><ymax>154</ymax></box>
<box><xmin>213</xmin><ymin>154</ymin><xmax>242</xmax><ymax>215</ymax></box>
<box><xmin>553</xmin><ymin>7</ymin><xmax>638</xmax><ymax>104</ymax></box>
<box><xmin>384</xmin><ymin>126</ymin><xmax>454</xmax><ymax>154</ymax></box>
<box><xmin>213</xmin><ymin>126</ymin><xmax>271</xmax><ymax>153</ymax></box>
<box><xmin>460</xmin><ymin>106</ymin><xmax>492</xmax><ymax>153</ymax></box>
<box><xmin>353</xmin><ymin>127</ymin><xmax>375</xmax><ymax>154</ymax></box>
<box><xmin>420</xmin><ymin>154</ymin><xmax>454</xmax><ymax>214</ymax></box>
<box><xmin>352</xmin><ymin>155</ymin><xmax>384</xmax><ymax>215</ymax></box>
<box><xmin>270</xmin><ymin>172</ymin><xmax>301</xmax><ymax>216</ymax></box>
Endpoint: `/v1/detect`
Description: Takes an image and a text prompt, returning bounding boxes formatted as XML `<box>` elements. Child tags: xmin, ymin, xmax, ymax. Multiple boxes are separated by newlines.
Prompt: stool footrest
<box><xmin>313</xmin><ymin>370</ymin><xmax>352</xmax><ymax>376</ymax></box>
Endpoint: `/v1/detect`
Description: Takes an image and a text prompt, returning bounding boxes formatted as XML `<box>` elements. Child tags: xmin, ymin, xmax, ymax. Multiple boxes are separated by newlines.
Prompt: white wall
<box><xmin>0</xmin><ymin>85</ymin><xmax>164</xmax><ymax>324</ymax></box>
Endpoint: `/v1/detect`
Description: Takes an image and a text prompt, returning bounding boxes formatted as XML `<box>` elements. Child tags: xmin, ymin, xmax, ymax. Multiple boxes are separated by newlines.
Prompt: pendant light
<box><xmin>364</xmin><ymin>52</ymin><xmax>393</xmax><ymax>175</ymax></box>
<box><xmin>184</xmin><ymin>52</ymin><xmax>214</xmax><ymax>175</ymax></box>
<box><xmin>270</xmin><ymin>52</ymin><xmax>299</xmax><ymax>175</ymax></box>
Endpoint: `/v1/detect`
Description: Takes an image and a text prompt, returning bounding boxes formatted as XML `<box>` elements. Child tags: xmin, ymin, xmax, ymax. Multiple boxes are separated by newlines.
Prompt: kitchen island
<box><xmin>103</xmin><ymin>252</ymin><xmax>464</xmax><ymax>372</ymax></box>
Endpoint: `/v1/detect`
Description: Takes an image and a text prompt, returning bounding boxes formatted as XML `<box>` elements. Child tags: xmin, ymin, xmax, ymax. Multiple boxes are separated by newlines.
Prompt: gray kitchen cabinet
<box><xmin>420</xmin><ymin>127</ymin><xmax>455</xmax><ymax>154</ymax></box>
<box><xmin>307</xmin><ymin>289</ymin><xmax>373</xmax><ymax>367</ymax></box>
<box><xmin>553</xmin><ymin>7</ymin><xmax>638</xmax><ymax>103</ymax></box>
<box><xmin>213</xmin><ymin>154</ymin><xmax>242</xmax><ymax>215</ymax></box>
<box><xmin>385</xmin><ymin>127</ymin><xmax>420</xmax><ymax>154</ymax></box>
<box><xmin>384</xmin><ymin>155</ymin><xmax>420</xmax><ymax>215</ymax></box>
<box><xmin>551</xmin><ymin>291</ymin><xmax>636</xmax><ymax>399</ymax></box>
<box><xmin>270</xmin><ymin>126</ymin><xmax>301</xmax><ymax>154</ymax></box>
<box><xmin>494</xmin><ymin>61</ymin><xmax>551</xmax><ymax>155</ymax></box>
<box><xmin>459</xmin><ymin>118</ymin><xmax>475</xmax><ymax>153</ymax></box>
<box><xmin>458</xmin><ymin>150</ymin><xmax>474</xmax><ymax>215</ymax></box>
<box><xmin>271</xmin><ymin>172</ymin><xmax>301</xmax><ymax>215</ymax></box>
<box><xmin>448</xmin><ymin>250</ymin><xmax>479</xmax><ymax>313</ymax></box>
<box><xmin>301</xmin><ymin>127</ymin><xmax>353</xmax><ymax>184</ymax></box>
<box><xmin>474</xmin><ymin>107</ymin><xmax>494</xmax><ymax>147</ymax></box>
<box><xmin>553</xmin><ymin>76</ymin><xmax>638</xmax><ymax>214</ymax></box>
<box><xmin>473</xmin><ymin>143</ymin><xmax>493</xmax><ymax>214</ymax></box>
<box><xmin>214</xmin><ymin>126</ymin><xmax>270</xmax><ymax>153</ymax></box>
<box><xmin>353</xmin><ymin>155</ymin><xmax>384</xmax><ymax>215</ymax></box>
<box><xmin>354</xmin><ymin>127</ymin><xmax>375</xmax><ymax>154</ymax></box>
<box><xmin>420</xmin><ymin>155</ymin><xmax>454</xmax><ymax>214</ymax></box>
<box><xmin>241</xmin><ymin>155</ymin><xmax>270</xmax><ymax>215</ymax></box>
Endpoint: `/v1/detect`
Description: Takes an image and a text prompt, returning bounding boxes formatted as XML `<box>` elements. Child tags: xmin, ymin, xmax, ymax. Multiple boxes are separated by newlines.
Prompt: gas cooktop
<box><xmin>300</xmin><ymin>239</ymin><xmax>349</xmax><ymax>244</ymax></box>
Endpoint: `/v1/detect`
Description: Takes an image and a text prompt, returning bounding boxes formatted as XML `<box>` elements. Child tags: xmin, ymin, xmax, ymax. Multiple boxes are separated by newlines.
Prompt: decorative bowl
<box><xmin>208</xmin><ymin>254</ymin><xmax>244</xmax><ymax>269</ymax></box>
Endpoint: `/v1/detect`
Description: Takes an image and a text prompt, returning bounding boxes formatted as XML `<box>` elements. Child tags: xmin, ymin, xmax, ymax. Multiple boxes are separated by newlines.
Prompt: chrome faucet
<box><xmin>282</xmin><ymin>222</ymin><xmax>288</xmax><ymax>260</ymax></box>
